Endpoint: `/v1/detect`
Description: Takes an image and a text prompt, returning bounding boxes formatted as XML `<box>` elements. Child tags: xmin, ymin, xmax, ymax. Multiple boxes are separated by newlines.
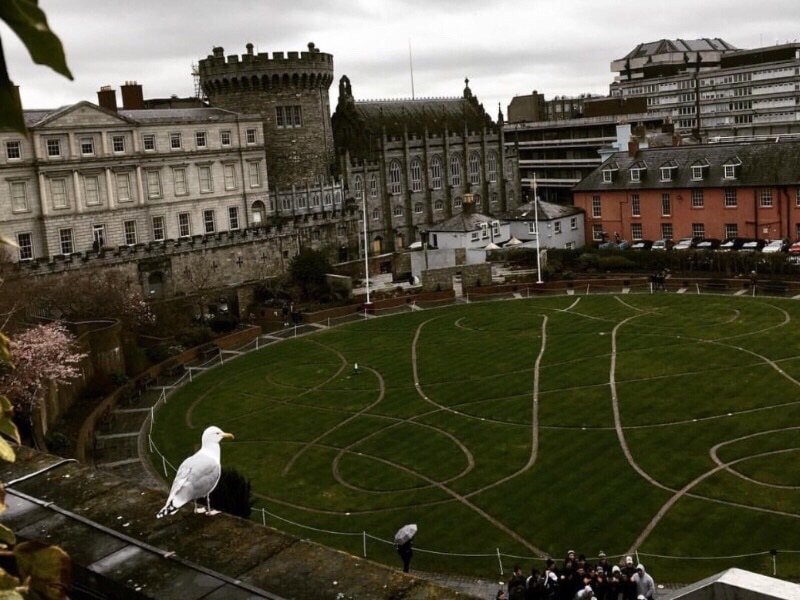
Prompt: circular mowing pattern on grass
<box><xmin>150</xmin><ymin>294</ymin><xmax>800</xmax><ymax>582</ymax></box>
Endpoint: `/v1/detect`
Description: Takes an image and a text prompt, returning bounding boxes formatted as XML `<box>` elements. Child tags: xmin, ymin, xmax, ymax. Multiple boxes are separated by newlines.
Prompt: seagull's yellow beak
<box><xmin>222</xmin><ymin>432</ymin><xmax>235</xmax><ymax>441</ymax></box>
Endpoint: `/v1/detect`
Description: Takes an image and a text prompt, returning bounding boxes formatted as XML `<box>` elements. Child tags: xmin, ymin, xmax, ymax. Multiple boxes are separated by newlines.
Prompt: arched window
<box><xmin>312</xmin><ymin>194</ymin><xmax>320</xmax><ymax>207</ymax></box>
<box><xmin>487</xmin><ymin>152</ymin><xmax>498</xmax><ymax>183</ymax></box>
<box><xmin>393</xmin><ymin>204</ymin><xmax>403</xmax><ymax>217</ymax></box>
<box><xmin>453</xmin><ymin>196</ymin><xmax>462</xmax><ymax>209</ymax></box>
<box><xmin>389</xmin><ymin>160</ymin><xmax>402</xmax><ymax>195</ymax></box>
<box><xmin>491</xmin><ymin>192</ymin><xmax>498</xmax><ymax>205</ymax></box>
<box><xmin>334</xmin><ymin>190</ymin><xmax>341</xmax><ymax>204</ymax></box>
<box><xmin>369</xmin><ymin>174</ymin><xmax>378</xmax><ymax>198</ymax></box>
<box><xmin>323</xmin><ymin>192</ymin><xmax>332</xmax><ymax>206</ymax></box>
<box><xmin>410</xmin><ymin>158</ymin><xmax>422</xmax><ymax>192</ymax></box>
<box><xmin>450</xmin><ymin>155</ymin><xmax>462</xmax><ymax>187</ymax></box>
<box><xmin>281</xmin><ymin>196</ymin><xmax>292</xmax><ymax>210</ymax></box>
<box><xmin>251</xmin><ymin>200</ymin><xmax>265</xmax><ymax>225</ymax></box>
<box><xmin>469</xmin><ymin>152</ymin><xmax>481</xmax><ymax>185</ymax></box>
<box><xmin>430</xmin><ymin>156</ymin><xmax>442</xmax><ymax>190</ymax></box>
<box><xmin>353</xmin><ymin>175</ymin><xmax>363</xmax><ymax>199</ymax></box>
<box><xmin>414</xmin><ymin>202</ymin><xmax>423</xmax><ymax>214</ymax></box>
<box><xmin>434</xmin><ymin>199</ymin><xmax>444</xmax><ymax>212</ymax></box>
<box><xmin>371</xmin><ymin>207</ymin><xmax>380</xmax><ymax>220</ymax></box>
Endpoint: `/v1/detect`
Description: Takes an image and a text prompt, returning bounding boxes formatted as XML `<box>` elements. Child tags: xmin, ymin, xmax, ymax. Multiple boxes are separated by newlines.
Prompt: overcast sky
<box><xmin>3</xmin><ymin>1</ymin><xmax>799</xmax><ymax>116</ymax></box>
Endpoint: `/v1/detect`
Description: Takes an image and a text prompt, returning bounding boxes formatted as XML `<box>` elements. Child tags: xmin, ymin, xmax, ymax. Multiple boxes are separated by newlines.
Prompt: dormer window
<box><xmin>601</xmin><ymin>160</ymin><xmax>619</xmax><ymax>184</ymax></box>
<box><xmin>629</xmin><ymin>161</ymin><xmax>646</xmax><ymax>183</ymax></box>
<box><xmin>723</xmin><ymin>157</ymin><xmax>741</xmax><ymax>179</ymax></box>
<box><xmin>630</xmin><ymin>169</ymin><xmax>641</xmax><ymax>183</ymax></box>
<box><xmin>691</xmin><ymin>160</ymin><xmax>709</xmax><ymax>181</ymax></box>
<box><xmin>660</xmin><ymin>161</ymin><xmax>678</xmax><ymax>182</ymax></box>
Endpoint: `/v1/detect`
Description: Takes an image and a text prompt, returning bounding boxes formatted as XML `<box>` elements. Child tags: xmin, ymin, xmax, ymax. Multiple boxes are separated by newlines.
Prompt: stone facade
<box><xmin>420</xmin><ymin>262</ymin><xmax>492</xmax><ymax>291</ymax></box>
<box><xmin>198</xmin><ymin>43</ymin><xmax>335</xmax><ymax>189</ymax></box>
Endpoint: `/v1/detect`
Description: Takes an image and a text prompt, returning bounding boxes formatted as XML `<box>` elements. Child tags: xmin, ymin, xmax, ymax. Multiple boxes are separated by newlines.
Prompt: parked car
<box><xmin>719</xmin><ymin>237</ymin><xmax>749</xmax><ymax>251</ymax></box>
<box><xmin>695</xmin><ymin>238</ymin><xmax>721</xmax><ymax>251</ymax></box>
<box><xmin>651</xmin><ymin>239</ymin><xmax>673</xmax><ymax>251</ymax></box>
<box><xmin>673</xmin><ymin>237</ymin><xmax>700</xmax><ymax>251</ymax></box>
<box><xmin>630</xmin><ymin>240</ymin><xmax>654</xmax><ymax>251</ymax></box>
<box><xmin>763</xmin><ymin>239</ymin><xmax>789</xmax><ymax>253</ymax></box>
<box><xmin>789</xmin><ymin>240</ymin><xmax>800</xmax><ymax>255</ymax></box>
<box><xmin>599</xmin><ymin>240</ymin><xmax>630</xmax><ymax>250</ymax></box>
<box><xmin>739</xmin><ymin>239</ymin><xmax>767</xmax><ymax>252</ymax></box>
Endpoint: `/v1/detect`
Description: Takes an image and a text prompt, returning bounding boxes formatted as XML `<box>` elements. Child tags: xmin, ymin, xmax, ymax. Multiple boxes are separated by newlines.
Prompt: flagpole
<box><xmin>362</xmin><ymin>191</ymin><xmax>371</xmax><ymax>304</ymax></box>
<box><xmin>533</xmin><ymin>173</ymin><xmax>543</xmax><ymax>284</ymax></box>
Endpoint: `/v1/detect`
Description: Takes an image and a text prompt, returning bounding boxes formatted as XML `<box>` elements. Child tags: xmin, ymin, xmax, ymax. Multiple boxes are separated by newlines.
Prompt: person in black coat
<box><xmin>397</xmin><ymin>540</ymin><xmax>413</xmax><ymax>573</ymax></box>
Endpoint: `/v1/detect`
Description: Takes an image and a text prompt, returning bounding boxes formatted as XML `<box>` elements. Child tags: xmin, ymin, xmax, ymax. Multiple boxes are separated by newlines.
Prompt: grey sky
<box><xmin>3</xmin><ymin>0</ymin><xmax>799</xmax><ymax>116</ymax></box>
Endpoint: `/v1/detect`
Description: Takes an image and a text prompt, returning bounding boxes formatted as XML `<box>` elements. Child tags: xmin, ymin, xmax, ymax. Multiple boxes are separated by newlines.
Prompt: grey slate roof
<box><xmin>503</xmin><ymin>199</ymin><xmax>583</xmax><ymax>222</ymax></box>
<box><xmin>119</xmin><ymin>107</ymin><xmax>251</xmax><ymax>123</ymax></box>
<box><xmin>574</xmin><ymin>140</ymin><xmax>800</xmax><ymax>192</ymax></box>
<box><xmin>424</xmin><ymin>211</ymin><xmax>500</xmax><ymax>233</ymax></box>
<box><xmin>620</xmin><ymin>38</ymin><xmax>737</xmax><ymax>60</ymax></box>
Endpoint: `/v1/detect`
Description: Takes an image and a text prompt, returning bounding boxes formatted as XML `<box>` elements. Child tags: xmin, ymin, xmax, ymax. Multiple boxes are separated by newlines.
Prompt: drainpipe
<box><xmin>753</xmin><ymin>188</ymin><xmax>759</xmax><ymax>239</ymax></box>
<box><xmin>782</xmin><ymin>187</ymin><xmax>790</xmax><ymax>240</ymax></box>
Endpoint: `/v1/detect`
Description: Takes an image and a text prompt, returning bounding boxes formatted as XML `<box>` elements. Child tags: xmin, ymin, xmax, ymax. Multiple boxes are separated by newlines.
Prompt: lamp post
<box><xmin>361</xmin><ymin>191</ymin><xmax>371</xmax><ymax>305</ymax></box>
<box><xmin>532</xmin><ymin>173</ymin><xmax>543</xmax><ymax>284</ymax></box>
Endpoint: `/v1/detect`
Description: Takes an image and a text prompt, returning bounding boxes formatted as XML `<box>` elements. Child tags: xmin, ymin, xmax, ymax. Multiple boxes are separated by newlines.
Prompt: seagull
<box><xmin>156</xmin><ymin>426</ymin><xmax>234</xmax><ymax>518</ymax></box>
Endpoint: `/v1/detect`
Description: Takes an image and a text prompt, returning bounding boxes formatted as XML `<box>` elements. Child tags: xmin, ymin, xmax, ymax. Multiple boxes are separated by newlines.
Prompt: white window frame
<box><xmin>592</xmin><ymin>224</ymin><xmax>604</xmax><ymax>241</ymax></box>
<box><xmin>46</xmin><ymin>138</ymin><xmax>62</xmax><ymax>157</ymax></box>
<box><xmin>6</xmin><ymin>140</ymin><xmax>21</xmax><ymax>160</ymax></box>
<box><xmin>170</xmin><ymin>133</ymin><xmax>182</xmax><ymax>150</ymax></box>
<box><xmin>691</xmin><ymin>189</ymin><xmax>704</xmax><ymax>208</ymax></box>
<box><xmin>631</xmin><ymin>223</ymin><xmax>642</xmax><ymax>240</ymax></box>
<box><xmin>661</xmin><ymin>223</ymin><xmax>673</xmax><ymax>240</ymax></box>
<box><xmin>178</xmin><ymin>212</ymin><xmax>191</xmax><ymax>237</ymax></box>
<box><xmin>602</xmin><ymin>170</ymin><xmax>613</xmax><ymax>183</ymax></box>
<box><xmin>50</xmin><ymin>178</ymin><xmax>68</xmax><ymax>209</ymax></box>
<box><xmin>124</xmin><ymin>220</ymin><xmax>137</xmax><ymax>245</ymax></box>
<box><xmin>59</xmin><ymin>228</ymin><xmax>73</xmax><ymax>255</ymax></box>
<box><xmin>591</xmin><ymin>195</ymin><xmax>602</xmax><ymax>218</ymax></box>
<box><xmin>723</xmin><ymin>164</ymin><xmax>736</xmax><ymax>179</ymax></box>
<box><xmin>629</xmin><ymin>168</ymin><xmax>641</xmax><ymax>183</ymax></box>
<box><xmin>661</xmin><ymin>193</ymin><xmax>671</xmax><ymax>217</ymax></box>
<box><xmin>570</xmin><ymin>216</ymin><xmax>577</xmax><ymax>230</ymax></box>
<box><xmin>724</xmin><ymin>188</ymin><xmax>737</xmax><ymax>207</ymax></box>
<box><xmin>172</xmin><ymin>168</ymin><xmax>187</xmax><ymax>196</ymax></box>
<box><xmin>760</xmin><ymin>188</ymin><xmax>773</xmax><ymax>208</ymax></box>
<box><xmin>112</xmin><ymin>135</ymin><xmax>126</xmax><ymax>153</ymax></box>
<box><xmin>228</xmin><ymin>206</ymin><xmax>240</xmax><ymax>230</ymax></box>
<box><xmin>195</xmin><ymin>131</ymin><xmax>207</xmax><ymax>148</ymax></box>
<box><xmin>725</xmin><ymin>223</ymin><xmax>738</xmax><ymax>238</ymax></box>
<box><xmin>151</xmin><ymin>216</ymin><xmax>165</xmax><ymax>241</ymax></box>
<box><xmin>198</xmin><ymin>166</ymin><xmax>213</xmax><ymax>193</ymax></box>
<box><xmin>246</xmin><ymin>128</ymin><xmax>257</xmax><ymax>144</ymax></box>
<box><xmin>143</xmin><ymin>134</ymin><xmax>156</xmax><ymax>151</ymax></box>
<box><xmin>220</xmin><ymin>130</ymin><xmax>232</xmax><ymax>147</ymax></box>
<box><xmin>17</xmin><ymin>232</ymin><xmax>33</xmax><ymax>261</ymax></box>
<box><xmin>691</xmin><ymin>165</ymin><xmax>704</xmax><ymax>181</ymax></box>
<box><xmin>248</xmin><ymin>161</ymin><xmax>261</xmax><ymax>187</ymax></box>
<box><xmin>631</xmin><ymin>194</ymin><xmax>640</xmax><ymax>217</ymax></box>
<box><xmin>414</xmin><ymin>202</ymin><xmax>423</xmax><ymax>214</ymax></box>
<box><xmin>554</xmin><ymin>221</ymin><xmax>562</xmax><ymax>235</ymax></box>
<box><xmin>393</xmin><ymin>204</ymin><xmax>403</xmax><ymax>217</ymax></box>
<box><xmin>146</xmin><ymin>170</ymin><xmax>162</xmax><ymax>199</ymax></box>
<box><xmin>223</xmin><ymin>163</ymin><xmax>237</xmax><ymax>191</ymax></box>
<box><xmin>10</xmin><ymin>181</ymin><xmax>28</xmax><ymax>213</ymax></box>
<box><xmin>692</xmin><ymin>223</ymin><xmax>705</xmax><ymax>238</ymax></box>
<box><xmin>434</xmin><ymin>199</ymin><xmax>443</xmax><ymax>212</ymax></box>
<box><xmin>660</xmin><ymin>167</ymin><xmax>673</xmax><ymax>182</ymax></box>
<box><xmin>203</xmin><ymin>209</ymin><xmax>216</xmax><ymax>234</ymax></box>
<box><xmin>83</xmin><ymin>175</ymin><xmax>101</xmax><ymax>206</ymax></box>
<box><xmin>80</xmin><ymin>137</ymin><xmax>95</xmax><ymax>156</ymax></box>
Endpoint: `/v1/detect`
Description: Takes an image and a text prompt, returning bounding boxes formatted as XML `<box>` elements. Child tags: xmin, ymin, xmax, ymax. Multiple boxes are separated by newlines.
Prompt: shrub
<box><xmin>598</xmin><ymin>255</ymin><xmax>637</xmax><ymax>271</ymax></box>
<box><xmin>577</xmin><ymin>253</ymin><xmax>599</xmax><ymax>271</ymax></box>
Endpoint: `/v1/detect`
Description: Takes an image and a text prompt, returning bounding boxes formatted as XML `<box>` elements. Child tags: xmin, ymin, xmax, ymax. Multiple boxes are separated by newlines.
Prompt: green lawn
<box><xmin>150</xmin><ymin>294</ymin><xmax>800</xmax><ymax>582</ymax></box>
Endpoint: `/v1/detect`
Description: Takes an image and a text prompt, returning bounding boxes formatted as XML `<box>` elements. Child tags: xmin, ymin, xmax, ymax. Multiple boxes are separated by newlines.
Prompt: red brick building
<box><xmin>573</xmin><ymin>140</ymin><xmax>800</xmax><ymax>245</ymax></box>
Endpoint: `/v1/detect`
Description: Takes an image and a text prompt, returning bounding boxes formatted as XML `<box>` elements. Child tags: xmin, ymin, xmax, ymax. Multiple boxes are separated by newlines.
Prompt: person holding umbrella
<box><xmin>394</xmin><ymin>523</ymin><xmax>417</xmax><ymax>573</ymax></box>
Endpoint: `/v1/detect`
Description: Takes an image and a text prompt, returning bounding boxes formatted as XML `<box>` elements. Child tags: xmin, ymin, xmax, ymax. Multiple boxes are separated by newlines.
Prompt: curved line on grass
<box><xmin>254</xmin><ymin>489</ymin><xmax>456</xmax><ymax>515</ymax></box>
<box><xmin>710</xmin><ymin>427</ymin><xmax>800</xmax><ymax>490</ymax></box>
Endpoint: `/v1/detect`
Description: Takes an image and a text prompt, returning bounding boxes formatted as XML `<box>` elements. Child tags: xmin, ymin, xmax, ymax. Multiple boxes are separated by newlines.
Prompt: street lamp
<box><xmin>361</xmin><ymin>191</ymin><xmax>371</xmax><ymax>305</ymax></box>
<box><xmin>531</xmin><ymin>173</ymin><xmax>543</xmax><ymax>284</ymax></box>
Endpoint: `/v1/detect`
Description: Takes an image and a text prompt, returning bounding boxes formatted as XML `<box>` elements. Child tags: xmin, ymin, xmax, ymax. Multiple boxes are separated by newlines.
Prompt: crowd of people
<box><xmin>499</xmin><ymin>550</ymin><xmax>657</xmax><ymax>600</ymax></box>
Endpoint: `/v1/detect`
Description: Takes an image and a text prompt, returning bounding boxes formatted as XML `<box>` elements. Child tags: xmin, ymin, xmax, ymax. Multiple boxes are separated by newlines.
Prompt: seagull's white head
<box><xmin>201</xmin><ymin>426</ymin><xmax>234</xmax><ymax>447</ymax></box>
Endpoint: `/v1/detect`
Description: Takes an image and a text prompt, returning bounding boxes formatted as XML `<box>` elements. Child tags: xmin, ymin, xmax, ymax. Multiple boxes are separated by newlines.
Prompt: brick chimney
<box><xmin>628</xmin><ymin>138</ymin><xmax>639</xmax><ymax>157</ymax></box>
<box><xmin>97</xmin><ymin>86</ymin><xmax>117</xmax><ymax>112</ymax></box>
<box><xmin>462</xmin><ymin>192</ymin><xmax>475</xmax><ymax>214</ymax></box>
<box><xmin>121</xmin><ymin>81</ymin><xmax>144</xmax><ymax>110</ymax></box>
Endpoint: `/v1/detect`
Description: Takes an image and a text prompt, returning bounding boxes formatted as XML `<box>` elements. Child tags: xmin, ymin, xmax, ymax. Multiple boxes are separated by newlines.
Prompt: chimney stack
<box><xmin>462</xmin><ymin>193</ymin><xmax>475</xmax><ymax>214</ymax></box>
<box><xmin>97</xmin><ymin>86</ymin><xmax>117</xmax><ymax>112</ymax></box>
<box><xmin>628</xmin><ymin>138</ymin><xmax>639</xmax><ymax>157</ymax></box>
<box><xmin>121</xmin><ymin>81</ymin><xmax>144</xmax><ymax>110</ymax></box>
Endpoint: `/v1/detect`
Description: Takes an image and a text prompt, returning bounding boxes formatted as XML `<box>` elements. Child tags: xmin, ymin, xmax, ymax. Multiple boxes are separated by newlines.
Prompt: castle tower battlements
<box><xmin>198</xmin><ymin>42</ymin><xmax>335</xmax><ymax>189</ymax></box>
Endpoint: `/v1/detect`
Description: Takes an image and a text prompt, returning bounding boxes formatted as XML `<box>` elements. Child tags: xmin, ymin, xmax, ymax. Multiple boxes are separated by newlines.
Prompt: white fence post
<box><xmin>496</xmin><ymin>547</ymin><xmax>504</xmax><ymax>576</ymax></box>
<box><xmin>362</xmin><ymin>531</ymin><xmax>367</xmax><ymax>557</ymax></box>
<box><xmin>262</xmin><ymin>507</ymin><xmax>266</xmax><ymax>526</ymax></box>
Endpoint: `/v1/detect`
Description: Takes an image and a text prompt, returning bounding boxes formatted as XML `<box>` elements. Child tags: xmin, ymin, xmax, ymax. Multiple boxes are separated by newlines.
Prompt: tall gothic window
<box><xmin>369</xmin><ymin>174</ymin><xmax>378</xmax><ymax>198</ymax></box>
<box><xmin>430</xmin><ymin>156</ymin><xmax>442</xmax><ymax>190</ymax></box>
<box><xmin>389</xmin><ymin>160</ymin><xmax>402</xmax><ymax>195</ymax></box>
<box><xmin>450</xmin><ymin>154</ymin><xmax>462</xmax><ymax>187</ymax></box>
<box><xmin>410</xmin><ymin>158</ymin><xmax>422</xmax><ymax>192</ymax></box>
<box><xmin>353</xmin><ymin>175</ymin><xmax>363</xmax><ymax>199</ymax></box>
<box><xmin>469</xmin><ymin>152</ymin><xmax>481</xmax><ymax>185</ymax></box>
<box><xmin>487</xmin><ymin>151</ymin><xmax>498</xmax><ymax>182</ymax></box>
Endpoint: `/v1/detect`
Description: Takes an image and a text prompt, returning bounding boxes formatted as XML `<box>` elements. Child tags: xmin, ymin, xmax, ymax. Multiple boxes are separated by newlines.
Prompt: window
<box><xmin>760</xmin><ymin>188</ymin><xmax>773</xmax><ymax>207</ymax></box>
<box><xmin>450</xmin><ymin>155</ymin><xmax>462</xmax><ymax>186</ymax></box>
<box><xmin>661</xmin><ymin>223</ymin><xmax>673</xmax><ymax>240</ymax></box>
<box><xmin>6</xmin><ymin>140</ymin><xmax>20</xmax><ymax>160</ymax></box>
<box><xmin>591</xmin><ymin>195</ymin><xmax>601</xmax><ymax>218</ymax></box>
<box><xmin>195</xmin><ymin>131</ymin><xmax>207</xmax><ymax>148</ymax></box>
<box><xmin>10</xmin><ymin>181</ymin><xmax>27</xmax><ymax>212</ymax></box>
<box><xmin>631</xmin><ymin>194</ymin><xmax>640</xmax><ymax>217</ymax></box>
<box><xmin>228</xmin><ymin>206</ymin><xmax>239</xmax><ymax>230</ymax></box>
<box><xmin>116</xmin><ymin>173</ymin><xmax>131</xmax><ymax>202</ymax></box>
<box><xmin>280</xmin><ymin>196</ymin><xmax>292</xmax><ymax>211</ymax></box>
<box><xmin>248</xmin><ymin>161</ymin><xmax>261</xmax><ymax>187</ymax></box>
<box><xmin>112</xmin><ymin>135</ymin><xmax>125</xmax><ymax>153</ymax></box>
<box><xmin>565</xmin><ymin>241</ymin><xmax>576</xmax><ymax>250</ymax></box>
<box><xmin>453</xmin><ymin>196</ymin><xmax>462</xmax><ymax>209</ymax></box>
<box><xmin>570</xmin><ymin>216</ymin><xmax>577</xmax><ymax>230</ymax></box>
<box><xmin>353</xmin><ymin>175</ymin><xmax>363</xmax><ymax>200</ymax></box>
<box><xmin>602</xmin><ymin>170</ymin><xmax>613</xmax><ymax>183</ymax></box>
<box><xmin>172</xmin><ymin>168</ymin><xmax>187</xmax><ymax>196</ymax></box>
<box><xmin>631</xmin><ymin>223</ymin><xmax>642</xmax><ymax>240</ymax></box>
<box><xmin>434</xmin><ymin>199</ymin><xmax>443</xmax><ymax>212</ymax></box>
<box><xmin>152</xmin><ymin>216</ymin><xmax>165</xmax><ymax>241</ymax></box>
<box><xmin>369</xmin><ymin>174</ymin><xmax>378</xmax><ymax>198</ymax></box>
<box><xmin>80</xmin><ymin>138</ymin><xmax>95</xmax><ymax>155</ymax></box>
<box><xmin>170</xmin><ymin>133</ymin><xmax>182</xmax><ymax>149</ymax></box>
<box><xmin>220</xmin><ymin>131</ymin><xmax>231</xmax><ymax>146</ymax></box>
<box><xmin>50</xmin><ymin>178</ymin><xmax>68</xmax><ymax>209</ymax></box>
<box><xmin>124</xmin><ymin>220</ymin><xmax>137</xmax><ymax>245</ymax></box>
<box><xmin>469</xmin><ymin>152</ymin><xmax>481</xmax><ymax>185</ymax></box>
<box><xmin>660</xmin><ymin>167</ymin><xmax>672</xmax><ymax>182</ymax></box>
<box><xmin>143</xmin><ymin>134</ymin><xmax>155</xmax><ymax>151</ymax></box>
<box><xmin>796</xmin><ymin>188</ymin><xmax>800</xmax><ymax>208</ymax></box>
<box><xmin>724</xmin><ymin>164</ymin><xmax>736</xmax><ymax>179</ymax></box>
<box><xmin>691</xmin><ymin>189</ymin><xmax>704</xmax><ymax>208</ymax></box>
<box><xmin>692</xmin><ymin>223</ymin><xmax>705</xmax><ymax>238</ymax></box>
<box><xmin>592</xmin><ymin>224</ymin><xmax>604</xmax><ymax>240</ymax></box>
<box><xmin>297</xmin><ymin>194</ymin><xmax>307</xmax><ymax>209</ymax></box>
<box><xmin>410</xmin><ymin>159</ymin><xmax>422</xmax><ymax>192</ymax></box>
<box><xmin>725</xmin><ymin>223</ymin><xmax>738</xmax><ymax>238</ymax></box>
<box><xmin>554</xmin><ymin>221</ymin><xmax>562</xmax><ymax>234</ymax></box>
<box><xmin>198</xmin><ymin>166</ymin><xmax>213</xmax><ymax>193</ymax></box>
<box><xmin>84</xmin><ymin>176</ymin><xmax>101</xmax><ymax>206</ymax></box>
<box><xmin>528</xmin><ymin>222</ymin><xmax>538</xmax><ymax>234</ymax></box>
<box><xmin>146</xmin><ymin>170</ymin><xmax>162</xmax><ymax>199</ymax></box>
<box><xmin>276</xmin><ymin>106</ymin><xmax>284</xmax><ymax>128</ymax></box>
<box><xmin>661</xmin><ymin>193</ymin><xmax>671</xmax><ymax>216</ymax></box>
<box><xmin>246</xmin><ymin>128</ymin><xmax>257</xmax><ymax>144</ymax></box>
<box><xmin>725</xmin><ymin>188</ymin><xmax>737</xmax><ymax>207</ymax></box>
<box><xmin>372</xmin><ymin>208</ymin><xmax>380</xmax><ymax>220</ymax></box>
<box><xmin>487</xmin><ymin>152</ymin><xmax>498</xmax><ymax>182</ymax></box>
<box><xmin>223</xmin><ymin>164</ymin><xmax>237</xmax><ymax>190</ymax></box>
<box><xmin>414</xmin><ymin>202</ymin><xmax>423</xmax><ymax>214</ymax></box>
<box><xmin>630</xmin><ymin>169</ymin><xmax>640</xmax><ymax>183</ymax></box>
<box><xmin>431</xmin><ymin>156</ymin><xmax>442</xmax><ymax>189</ymax></box>
<box><xmin>323</xmin><ymin>193</ymin><xmax>332</xmax><ymax>206</ymax></box>
<box><xmin>46</xmin><ymin>139</ymin><xmax>61</xmax><ymax>157</ymax></box>
<box><xmin>393</xmin><ymin>205</ymin><xmax>403</xmax><ymax>217</ymax></box>
<box><xmin>59</xmin><ymin>228</ymin><xmax>73</xmax><ymax>255</ymax></box>
<box><xmin>275</xmin><ymin>106</ymin><xmax>302</xmax><ymax>128</ymax></box>
<box><xmin>290</xmin><ymin>106</ymin><xmax>302</xmax><ymax>127</ymax></box>
<box><xmin>178</xmin><ymin>213</ymin><xmax>191</xmax><ymax>237</ymax></box>
<box><xmin>17</xmin><ymin>232</ymin><xmax>32</xmax><ymax>260</ymax></box>
<box><xmin>203</xmin><ymin>210</ymin><xmax>216</xmax><ymax>234</ymax></box>
<box><xmin>692</xmin><ymin>166</ymin><xmax>704</xmax><ymax>180</ymax></box>
<box><xmin>388</xmin><ymin>160</ymin><xmax>402</xmax><ymax>195</ymax></box>
<box><xmin>491</xmin><ymin>192</ymin><xmax>498</xmax><ymax>205</ymax></box>
<box><xmin>471</xmin><ymin>231</ymin><xmax>479</xmax><ymax>241</ymax></box>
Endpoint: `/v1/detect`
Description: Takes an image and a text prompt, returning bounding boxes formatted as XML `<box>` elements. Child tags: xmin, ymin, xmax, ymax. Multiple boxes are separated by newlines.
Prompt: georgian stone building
<box><xmin>332</xmin><ymin>76</ymin><xmax>521</xmax><ymax>253</ymax></box>
<box><xmin>0</xmin><ymin>98</ymin><xmax>268</xmax><ymax>262</ymax></box>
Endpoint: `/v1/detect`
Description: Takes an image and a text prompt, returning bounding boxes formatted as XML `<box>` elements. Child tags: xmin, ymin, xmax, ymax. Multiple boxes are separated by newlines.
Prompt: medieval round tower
<box><xmin>198</xmin><ymin>42</ymin><xmax>335</xmax><ymax>188</ymax></box>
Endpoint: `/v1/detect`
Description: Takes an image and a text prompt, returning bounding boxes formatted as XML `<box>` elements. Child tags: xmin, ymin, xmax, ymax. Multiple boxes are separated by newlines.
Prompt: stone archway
<box><xmin>251</xmin><ymin>200</ymin><xmax>266</xmax><ymax>226</ymax></box>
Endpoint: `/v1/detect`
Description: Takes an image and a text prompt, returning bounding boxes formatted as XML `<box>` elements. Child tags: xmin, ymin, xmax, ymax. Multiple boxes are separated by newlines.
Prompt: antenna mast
<box><xmin>408</xmin><ymin>40</ymin><xmax>415</xmax><ymax>100</ymax></box>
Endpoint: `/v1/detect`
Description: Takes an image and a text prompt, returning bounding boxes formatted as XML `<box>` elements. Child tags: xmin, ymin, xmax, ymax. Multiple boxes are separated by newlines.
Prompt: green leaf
<box><xmin>0</xmin><ymin>524</ymin><xmax>15</xmax><ymax>547</ymax></box>
<box><xmin>0</xmin><ymin>483</ymin><xmax>5</xmax><ymax>514</ymax></box>
<box><xmin>0</xmin><ymin>1</ymin><xmax>72</xmax><ymax>79</ymax></box>
<box><xmin>0</xmin><ymin>85</ymin><xmax>26</xmax><ymax>134</ymax></box>
<box><xmin>0</xmin><ymin>439</ymin><xmax>15</xmax><ymax>463</ymax></box>
<box><xmin>14</xmin><ymin>542</ymin><xmax>70</xmax><ymax>600</ymax></box>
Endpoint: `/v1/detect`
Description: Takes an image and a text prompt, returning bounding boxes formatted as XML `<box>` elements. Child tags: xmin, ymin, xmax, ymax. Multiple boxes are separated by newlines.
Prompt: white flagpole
<box><xmin>362</xmin><ymin>192</ymin><xmax>371</xmax><ymax>304</ymax></box>
<box><xmin>533</xmin><ymin>173</ymin><xmax>543</xmax><ymax>284</ymax></box>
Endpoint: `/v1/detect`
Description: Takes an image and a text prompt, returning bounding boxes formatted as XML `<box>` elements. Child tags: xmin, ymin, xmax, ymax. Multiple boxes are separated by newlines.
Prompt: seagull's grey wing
<box><xmin>167</xmin><ymin>452</ymin><xmax>221</xmax><ymax>509</ymax></box>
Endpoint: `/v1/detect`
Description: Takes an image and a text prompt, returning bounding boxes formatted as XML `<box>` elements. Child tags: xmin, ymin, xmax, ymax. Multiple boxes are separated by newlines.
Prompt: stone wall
<box><xmin>420</xmin><ymin>263</ymin><xmax>492</xmax><ymax>291</ymax></box>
